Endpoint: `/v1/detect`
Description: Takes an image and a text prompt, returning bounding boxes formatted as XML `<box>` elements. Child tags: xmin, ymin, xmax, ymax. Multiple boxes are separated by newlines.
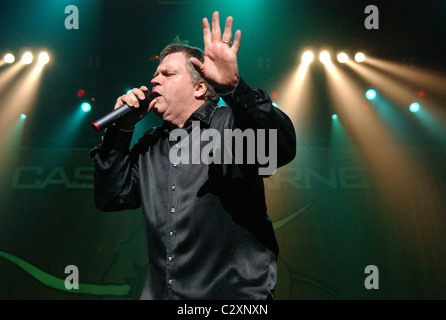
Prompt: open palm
<box><xmin>190</xmin><ymin>12</ymin><xmax>241</xmax><ymax>93</ymax></box>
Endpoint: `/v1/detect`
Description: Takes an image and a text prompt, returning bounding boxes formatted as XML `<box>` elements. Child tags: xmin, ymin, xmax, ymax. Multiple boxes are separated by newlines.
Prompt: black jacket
<box><xmin>90</xmin><ymin>78</ymin><xmax>296</xmax><ymax>299</ymax></box>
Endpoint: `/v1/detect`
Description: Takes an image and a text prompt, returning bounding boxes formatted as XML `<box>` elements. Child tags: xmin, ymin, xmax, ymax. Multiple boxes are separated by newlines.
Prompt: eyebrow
<box><xmin>153</xmin><ymin>64</ymin><xmax>176</xmax><ymax>77</ymax></box>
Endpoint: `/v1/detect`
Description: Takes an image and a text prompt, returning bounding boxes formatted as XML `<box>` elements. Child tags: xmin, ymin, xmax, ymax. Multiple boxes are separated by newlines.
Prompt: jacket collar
<box><xmin>185</xmin><ymin>100</ymin><xmax>218</xmax><ymax>128</ymax></box>
<box><xmin>160</xmin><ymin>101</ymin><xmax>218</xmax><ymax>136</ymax></box>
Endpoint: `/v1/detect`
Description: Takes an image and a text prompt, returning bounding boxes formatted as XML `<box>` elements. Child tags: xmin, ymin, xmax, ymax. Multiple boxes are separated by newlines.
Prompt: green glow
<box><xmin>0</xmin><ymin>250</ymin><xmax>130</xmax><ymax>296</ymax></box>
<box><xmin>416</xmin><ymin>107</ymin><xmax>446</xmax><ymax>148</ymax></box>
<box><xmin>409</xmin><ymin>102</ymin><xmax>420</xmax><ymax>113</ymax></box>
<box><xmin>20</xmin><ymin>114</ymin><xmax>27</xmax><ymax>119</ymax></box>
<box><xmin>81</xmin><ymin>102</ymin><xmax>91</xmax><ymax>113</ymax></box>
<box><xmin>0</xmin><ymin>202</ymin><xmax>307</xmax><ymax>297</ymax></box>
<box><xmin>366</xmin><ymin>89</ymin><xmax>377</xmax><ymax>100</ymax></box>
<box><xmin>329</xmin><ymin>112</ymin><xmax>355</xmax><ymax>149</ymax></box>
<box><xmin>52</xmin><ymin>106</ymin><xmax>94</xmax><ymax>150</ymax></box>
<box><xmin>0</xmin><ymin>117</ymin><xmax>25</xmax><ymax>185</ymax></box>
<box><xmin>273</xmin><ymin>202</ymin><xmax>311</xmax><ymax>230</ymax></box>
<box><xmin>371</xmin><ymin>95</ymin><xmax>406</xmax><ymax>133</ymax></box>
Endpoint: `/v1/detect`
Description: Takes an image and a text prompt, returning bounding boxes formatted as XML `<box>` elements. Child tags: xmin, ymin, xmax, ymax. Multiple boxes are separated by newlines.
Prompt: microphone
<box><xmin>91</xmin><ymin>91</ymin><xmax>153</xmax><ymax>131</ymax></box>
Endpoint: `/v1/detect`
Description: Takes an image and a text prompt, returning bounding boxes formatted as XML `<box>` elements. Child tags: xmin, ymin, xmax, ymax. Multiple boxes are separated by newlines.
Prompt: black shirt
<box><xmin>90</xmin><ymin>78</ymin><xmax>296</xmax><ymax>299</ymax></box>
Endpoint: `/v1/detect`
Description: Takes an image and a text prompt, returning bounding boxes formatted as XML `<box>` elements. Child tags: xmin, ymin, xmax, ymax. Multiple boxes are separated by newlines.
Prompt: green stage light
<box><xmin>20</xmin><ymin>114</ymin><xmax>27</xmax><ymax>119</ymax></box>
<box><xmin>366</xmin><ymin>89</ymin><xmax>377</xmax><ymax>100</ymax></box>
<box><xmin>409</xmin><ymin>102</ymin><xmax>420</xmax><ymax>113</ymax></box>
<box><xmin>81</xmin><ymin>102</ymin><xmax>91</xmax><ymax>113</ymax></box>
<box><xmin>332</xmin><ymin>114</ymin><xmax>338</xmax><ymax>120</ymax></box>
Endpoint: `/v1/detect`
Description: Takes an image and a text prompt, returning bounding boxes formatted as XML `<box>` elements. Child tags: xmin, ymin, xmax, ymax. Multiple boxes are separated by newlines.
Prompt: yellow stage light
<box><xmin>355</xmin><ymin>52</ymin><xmax>366</xmax><ymax>63</ymax></box>
<box><xmin>319</xmin><ymin>50</ymin><xmax>331</xmax><ymax>64</ymax></box>
<box><xmin>22</xmin><ymin>51</ymin><xmax>33</xmax><ymax>64</ymax></box>
<box><xmin>301</xmin><ymin>51</ymin><xmax>314</xmax><ymax>64</ymax></box>
<box><xmin>38</xmin><ymin>51</ymin><xmax>50</xmax><ymax>65</ymax></box>
<box><xmin>4</xmin><ymin>53</ymin><xmax>15</xmax><ymax>64</ymax></box>
<box><xmin>337</xmin><ymin>52</ymin><xmax>348</xmax><ymax>63</ymax></box>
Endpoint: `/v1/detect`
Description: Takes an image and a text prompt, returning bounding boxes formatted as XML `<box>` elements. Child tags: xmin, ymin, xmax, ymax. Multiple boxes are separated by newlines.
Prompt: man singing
<box><xmin>90</xmin><ymin>12</ymin><xmax>296</xmax><ymax>299</ymax></box>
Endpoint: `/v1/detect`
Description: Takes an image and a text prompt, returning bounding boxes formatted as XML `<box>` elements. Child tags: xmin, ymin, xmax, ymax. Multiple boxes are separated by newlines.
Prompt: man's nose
<box><xmin>151</xmin><ymin>75</ymin><xmax>161</xmax><ymax>86</ymax></box>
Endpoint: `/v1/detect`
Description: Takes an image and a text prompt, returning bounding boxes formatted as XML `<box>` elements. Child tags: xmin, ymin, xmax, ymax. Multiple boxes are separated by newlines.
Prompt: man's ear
<box><xmin>194</xmin><ymin>80</ymin><xmax>207</xmax><ymax>100</ymax></box>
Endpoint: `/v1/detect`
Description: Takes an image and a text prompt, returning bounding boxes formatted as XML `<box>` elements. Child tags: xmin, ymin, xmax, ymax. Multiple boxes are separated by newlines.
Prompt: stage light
<box><xmin>355</xmin><ymin>52</ymin><xmax>366</xmax><ymax>63</ymax></box>
<box><xmin>20</xmin><ymin>114</ymin><xmax>27</xmax><ymax>119</ymax></box>
<box><xmin>366</xmin><ymin>89</ymin><xmax>377</xmax><ymax>100</ymax></box>
<box><xmin>332</xmin><ymin>114</ymin><xmax>338</xmax><ymax>120</ymax></box>
<box><xmin>81</xmin><ymin>102</ymin><xmax>91</xmax><ymax>113</ymax></box>
<box><xmin>77</xmin><ymin>89</ymin><xmax>86</xmax><ymax>98</ymax></box>
<box><xmin>38</xmin><ymin>51</ymin><xmax>50</xmax><ymax>65</ymax></box>
<box><xmin>22</xmin><ymin>51</ymin><xmax>33</xmax><ymax>64</ymax></box>
<box><xmin>409</xmin><ymin>102</ymin><xmax>420</xmax><ymax>113</ymax></box>
<box><xmin>76</xmin><ymin>89</ymin><xmax>86</xmax><ymax>98</ymax></box>
<box><xmin>301</xmin><ymin>51</ymin><xmax>314</xmax><ymax>64</ymax></box>
<box><xmin>4</xmin><ymin>53</ymin><xmax>15</xmax><ymax>64</ymax></box>
<box><xmin>270</xmin><ymin>91</ymin><xmax>278</xmax><ymax>99</ymax></box>
<box><xmin>319</xmin><ymin>50</ymin><xmax>331</xmax><ymax>64</ymax></box>
<box><xmin>337</xmin><ymin>52</ymin><xmax>348</xmax><ymax>63</ymax></box>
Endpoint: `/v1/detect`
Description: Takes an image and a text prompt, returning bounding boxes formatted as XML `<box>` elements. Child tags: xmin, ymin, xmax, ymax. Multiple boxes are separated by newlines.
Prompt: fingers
<box><xmin>114</xmin><ymin>87</ymin><xmax>148</xmax><ymax>110</ymax></box>
<box><xmin>189</xmin><ymin>57</ymin><xmax>204</xmax><ymax>72</ymax></box>
<box><xmin>231</xmin><ymin>29</ymin><xmax>242</xmax><ymax>53</ymax></box>
<box><xmin>202</xmin><ymin>17</ymin><xmax>211</xmax><ymax>46</ymax></box>
<box><xmin>203</xmin><ymin>12</ymin><xmax>239</xmax><ymax>50</ymax></box>
<box><xmin>211</xmin><ymin>11</ymin><xmax>221</xmax><ymax>42</ymax></box>
<box><xmin>221</xmin><ymin>16</ymin><xmax>233</xmax><ymax>43</ymax></box>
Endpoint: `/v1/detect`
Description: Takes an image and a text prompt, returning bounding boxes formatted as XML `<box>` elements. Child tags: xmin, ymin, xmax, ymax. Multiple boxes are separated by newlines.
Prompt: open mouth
<box><xmin>151</xmin><ymin>92</ymin><xmax>162</xmax><ymax>99</ymax></box>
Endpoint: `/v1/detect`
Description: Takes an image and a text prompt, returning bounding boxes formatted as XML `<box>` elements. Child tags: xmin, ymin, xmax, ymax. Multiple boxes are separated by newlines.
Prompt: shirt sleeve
<box><xmin>219</xmin><ymin>77</ymin><xmax>297</xmax><ymax>169</ymax></box>
<box><xmin>89</xmin><ymin>124</ymin><xmax>141</xmax><ymax>211</ymax></box>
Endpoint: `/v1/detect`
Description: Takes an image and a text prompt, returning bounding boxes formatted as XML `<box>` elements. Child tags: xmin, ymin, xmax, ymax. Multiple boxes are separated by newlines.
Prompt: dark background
<box><xmin>0</xmin><ymin>0</ymin><xmax>444</xmax><ymax>148</ymax></box>
<box><xmin>0</xmin><ymin>0</ymin><xmax>445</xmax><ymax>300</ymax></box>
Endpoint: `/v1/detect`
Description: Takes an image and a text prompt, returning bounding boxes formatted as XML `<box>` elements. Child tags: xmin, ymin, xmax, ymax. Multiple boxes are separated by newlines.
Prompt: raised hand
<box><xmin>190</xmin><ymin>11</ymin><xmax>241</xmax><ymax>94</ymax></box>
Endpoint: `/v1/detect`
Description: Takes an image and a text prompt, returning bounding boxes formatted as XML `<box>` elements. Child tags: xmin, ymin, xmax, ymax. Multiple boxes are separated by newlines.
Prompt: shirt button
<box><xmin>173</xmin><ymin>162</ymin><xmax>177</xmax><ymax>167</ymax></box>
<box><xmin>171</xmin><ymin>207</ymin><xmax>175</xmax><ymax>213</ymax></box>
<box><xmin>168</xmin><ymin>279</ymin><xmax>173</xmax><ymax>285</ymax></box>
<box><xmin>169</xmin><ymin>231</ymin><xmax>174</xmax><ymax>237</ymax></box>
<box><xmin>168</xmin><ymin>256</ymin><xmax>173</xmax><ymax>262</ymax></box>
<box><xmin>171</xmin><ymin>184</ymin><xmax>175</xmax><ymax>191</ymax></box>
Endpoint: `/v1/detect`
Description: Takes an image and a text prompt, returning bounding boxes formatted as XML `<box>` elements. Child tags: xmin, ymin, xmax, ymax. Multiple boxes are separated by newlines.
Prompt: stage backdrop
<box><xmin>0</xmin><ymin>142</ymin><xmax>445</xmax><ymax>299</ymax></box>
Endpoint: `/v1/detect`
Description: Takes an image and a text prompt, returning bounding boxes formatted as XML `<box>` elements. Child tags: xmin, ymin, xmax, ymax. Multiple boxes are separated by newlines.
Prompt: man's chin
<box><xmin>151</xmin><ymin>106</ymin><xmax>164</xmax><ymax>118</ymax></box>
